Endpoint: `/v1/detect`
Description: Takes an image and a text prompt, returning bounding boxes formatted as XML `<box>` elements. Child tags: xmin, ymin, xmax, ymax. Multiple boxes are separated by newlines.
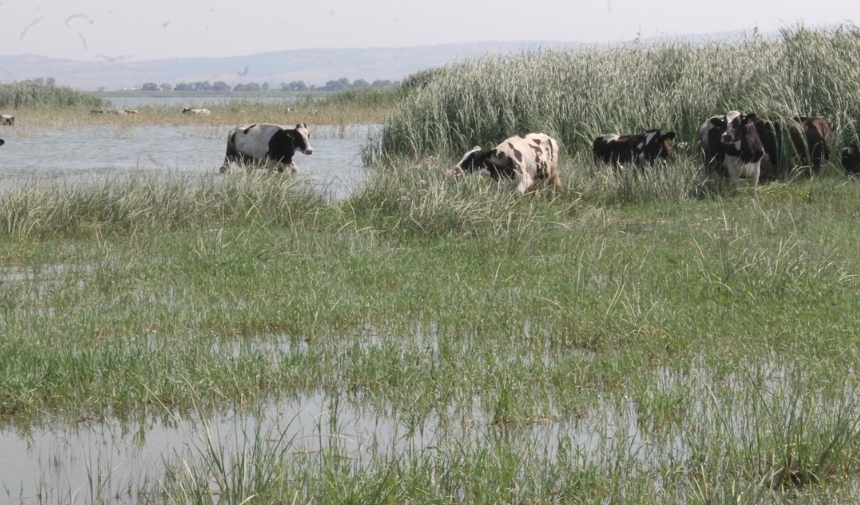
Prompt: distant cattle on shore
<box><xmin>182</xmin><ymin>108</ymin><xmax>211</xmax><ymax>115</ymax></box>
<box><xmin>0</xmin><ymin>114</ymin><xmax>14</xmax><ymax>125</ymax></box>
<box><xmin>699</xmin><ymin>111</ymin><xmax>765</xmax><ymax>191</ymax></box>
<box><xmin>221</xmin><ymin>123</ymin><xmax>314</xmax><ymax>174</ymax></box>
<box><xmin>446</xmin><ymin>133</ymin><xmax>562</xmax><ymax>196</ymax></box>
<box><xmin>592</xmin><ymin>129</ymin><xmax>676</xmax><ymax>167</ymax></box>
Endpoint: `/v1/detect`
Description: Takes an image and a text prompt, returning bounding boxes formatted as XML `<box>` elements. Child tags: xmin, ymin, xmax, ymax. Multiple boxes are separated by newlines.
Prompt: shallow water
<box><xmin>0</xmin><ymin>124</ymin><xmax>374</xmax><ymax>200</ymax></box>
<box><xmin>0</xmin><ymin>392</ymin><xmax>643</xmax><ymax>504</ymax></box>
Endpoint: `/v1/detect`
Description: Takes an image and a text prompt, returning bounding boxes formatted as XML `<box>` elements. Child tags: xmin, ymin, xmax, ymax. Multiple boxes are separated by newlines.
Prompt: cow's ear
<box><xmin>709</xmin><ymin>117</ymin><xmax>724</xmax><ymax>127</ymax></box>
<box><xmin>296</xmin><ymin>123</ymin><xmax>307</xmax><ymax>129</ymax></box>
<box><xmin>743</xmin><ymin>113</ymin><xmax>757</xmax><ymax>123</ymax></box>
<box><xmin>662</xmin><ymin>131</ymin><xmax>676</xmax><ymax>141</ymax></box>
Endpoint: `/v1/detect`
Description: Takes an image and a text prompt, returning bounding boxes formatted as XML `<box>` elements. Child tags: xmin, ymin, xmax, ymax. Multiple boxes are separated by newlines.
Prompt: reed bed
<box><xmin>364</xmin><ymin>25</ymin><xmax>860</xmax><ymax>175</ymax></box>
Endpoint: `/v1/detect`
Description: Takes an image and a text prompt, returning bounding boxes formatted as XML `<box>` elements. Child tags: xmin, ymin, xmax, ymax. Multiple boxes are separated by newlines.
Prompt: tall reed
<box><xmin>364</xmin><ymin>25</ymin><xmax>860</xmax><ymax>167</ymax></box>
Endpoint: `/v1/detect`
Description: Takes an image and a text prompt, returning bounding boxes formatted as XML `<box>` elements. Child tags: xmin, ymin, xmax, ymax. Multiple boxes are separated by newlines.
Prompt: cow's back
<box><xmin>231</xmin><ymin>123</ymin><xmax>283</xmax><ymax>160</ymax></box>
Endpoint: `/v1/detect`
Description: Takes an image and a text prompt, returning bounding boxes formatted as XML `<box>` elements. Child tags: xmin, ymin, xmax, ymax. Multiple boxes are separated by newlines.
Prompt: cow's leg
<box><xmin>747</xmin><ymin>162</ymin><xmax>761</xmax><ymax>193</ymax></box>
<box><xmin>266</xmin><ymin>159</ymin><xmax>278</xmax><ymax>175</ymax></box>
<box><xmin>724</xmin><ymin>158</ymin><xmax>741</xmax><ymax>192</ymax></box>
<box><xmin>516</xmin><ymin>170</ymin><xmax>534</xmax><ymax>195</ymax></box>
<box><xmin>220</xmin><ymin>157</ymin><xmax>232</xmax><ymax>174</ymax></box>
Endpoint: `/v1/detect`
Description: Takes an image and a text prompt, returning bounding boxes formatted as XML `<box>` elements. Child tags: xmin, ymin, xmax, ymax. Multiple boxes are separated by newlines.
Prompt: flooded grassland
<box><xmin>2</xmin><ymin>150</ymin><xmax>860</xmax><ymax>503</ymax></box>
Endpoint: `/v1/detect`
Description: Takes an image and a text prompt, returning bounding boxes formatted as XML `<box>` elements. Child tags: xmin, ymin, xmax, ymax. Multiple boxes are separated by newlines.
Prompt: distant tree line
<box><xmin>138</xmin><ymin>78</ymin><xmax>399</xmax><ymax>93</ymax></box>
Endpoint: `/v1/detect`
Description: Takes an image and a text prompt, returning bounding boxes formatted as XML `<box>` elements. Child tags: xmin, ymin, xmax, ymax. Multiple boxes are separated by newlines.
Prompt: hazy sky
<box><xmin>1</xmin><ymin>0</ymin><xmax>858</xmax><ymax>61</ymax></box>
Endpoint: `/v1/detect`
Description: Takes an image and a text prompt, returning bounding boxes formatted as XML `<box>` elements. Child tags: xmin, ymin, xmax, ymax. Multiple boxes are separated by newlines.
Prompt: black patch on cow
<box><xmin>510</xmin><ymin>146</ymin><xmax>523</xmax><ymax>163</ymax></box>
<box><xmin>243</xmin><ymin>124</ymin><xmax>257</xmax><ymax>135</ymax></box>
<box><xmin>458</xmin><ymin>149</ymin><xmax>517</xmax><ymax>180</ymax></box>
<box><xmin>268</xmin><ymin>128</ymin><xmax>299</xmax><ymax>166</ymax></box>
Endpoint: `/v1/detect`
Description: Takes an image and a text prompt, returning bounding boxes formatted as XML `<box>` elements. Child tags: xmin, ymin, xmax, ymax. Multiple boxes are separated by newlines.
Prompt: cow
<box><xmin>220</xmin><ymin>123</ymin><xmax>314</xmax><ymax>174</ymax></box>
<box><xmin>754</xmin><ymin>116</ymin><xmax>831</xmax><ymax>173</ymax></box>
<box><xmin>0</xmin><ymin>138</ymin><xmax>4</xmax><ymax>147</ymax></box>
<box><xmin>123</xmin><ymin>109</ymin><xmax>139</xmax><ymax>115</ymax></box>
<box><xmin>699</xmin><ymin>111</ymin><xmax>765</xmax><ymax>192</ymax></box>
<box><xmin>842</xmin><ymin>144</ymin><xmax>860</xmax><ymax>175</ymax></box>
<box><xmin>182</xmin><ymin>108</ymin><xmax>211</xmax><ymax>115</ymax></box>
<box><xmin>0</xmin><ymin>114</ymin><xmax>14</xmax><ymax>125</ymax></box>
<box><xmin>445</xmin><ymin>133</ymin><xmax>562</xmax><ymax>196</ymax></box>
<box><xmin>592</xmin><ymin>129</ymin><xmax>676</xmax><ymax>167</ymax></box>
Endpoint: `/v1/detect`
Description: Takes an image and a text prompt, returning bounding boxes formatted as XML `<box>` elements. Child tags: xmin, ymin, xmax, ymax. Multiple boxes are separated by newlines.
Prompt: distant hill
<box><xmin>0</xmin><ymin>33</ymin><xmax>755</xmax><ymax>91</ymax></box>
<box><xmin>0</xmin><ymin>42</ymin><xmax>588</xmax><ymax>91</ymax></box>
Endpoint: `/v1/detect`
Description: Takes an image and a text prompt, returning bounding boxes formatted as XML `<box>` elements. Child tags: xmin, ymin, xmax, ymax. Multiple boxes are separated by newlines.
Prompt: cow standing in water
<box><xmin>0</xmin><ymin>114</ymin><xmax>14</xmax><ymax>125</ymax></box>
<box><xmin>0</xmin><ymin>138</ymin><xmax>5</xmax><ymax>147</ymax></box>
<box><xmin>221</xmin><ymin>123</ymin><xmax>314</xmax><ymax>174</ymax></box>
<box><xmin>592</xmin><ymin>129</ymin><xmax>676</xmax><ymax>167</ymax></box>
<box><xmin>446</xmin><ymin>133</ymin><xmax>562</xmax><ymax>196</ymax></box>
<box><xmin>699</xmin><ymin>111</ymin><xmax>765</xmax><ymax>192</ymax></box>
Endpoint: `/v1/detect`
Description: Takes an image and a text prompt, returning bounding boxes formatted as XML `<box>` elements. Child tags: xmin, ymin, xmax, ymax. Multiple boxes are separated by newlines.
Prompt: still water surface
<box><xmin>0</xmin><ymin>124</ymin><xmax>373</xmax><ymax>200</ymax></box>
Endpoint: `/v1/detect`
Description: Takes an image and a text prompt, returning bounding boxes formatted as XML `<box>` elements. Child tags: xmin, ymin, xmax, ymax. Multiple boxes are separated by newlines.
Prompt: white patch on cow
<box><xmin>600</xmin><ymin>134</ymin><xmax>620</xmax><ymax>142</ymax></box>
<box><xmin>644</xmin><ymin>131</ymin><xmax>657</xmax><ymax>146</ymax></box>
<box><xmin>725</xmin><ymin>111</ymin><xmax>741</xmax><ymax>123</ymax></box>
<box><xmin>723</xmin><ymin>155</ymin><xmax>761</xmax><ymax>192</ymax></box>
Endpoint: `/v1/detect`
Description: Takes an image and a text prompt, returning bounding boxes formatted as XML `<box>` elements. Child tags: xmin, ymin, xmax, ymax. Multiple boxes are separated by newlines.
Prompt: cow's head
<box><xmin>721</xmin><ymin>111</ymin><xmax>756</xmax><ymax>147</ymax></box>
<box><xmin>638</xmin><ymin>129</ymin><xmax>676</xmax><ymax>162</ymax></box>
<box><xmin>293</xmin><ymin>123</ymin><xmax>313</xmax><ymax>155</ymax></box>
<box><xmin>842</xmin><ymin>144</ymin><xmax>860</xmax><ymax>175</ymax></box>
<box><xmin>446</xmin><ymin>146</ymin><xmax>491</xmax><ymax>177</ymax></box>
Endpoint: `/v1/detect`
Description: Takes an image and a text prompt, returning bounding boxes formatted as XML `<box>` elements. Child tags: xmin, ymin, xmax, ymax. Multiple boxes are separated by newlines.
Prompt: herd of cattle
<box><xmin>450</xmin><ymin>110</ymin><xmax>858</xmax><ymax>194</ymax></box>
<box><xmin>1</xmin><ymin>108</ymin><xmax>859</xmax><ymax>195</ymax></box>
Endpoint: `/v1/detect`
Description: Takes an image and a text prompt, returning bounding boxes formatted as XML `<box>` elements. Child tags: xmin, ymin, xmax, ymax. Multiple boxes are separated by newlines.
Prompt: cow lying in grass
<box><xmin>446</xmin><ymin>133</ymin><xmax>562</xmax><ymax>196</ymax></box>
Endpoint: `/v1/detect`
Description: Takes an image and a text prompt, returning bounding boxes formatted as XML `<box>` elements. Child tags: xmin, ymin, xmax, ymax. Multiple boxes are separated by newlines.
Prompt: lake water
<box><xmin>0</xmin><ymin>124</ymin><xmax>374</xmax><ymax>200</ymax></box>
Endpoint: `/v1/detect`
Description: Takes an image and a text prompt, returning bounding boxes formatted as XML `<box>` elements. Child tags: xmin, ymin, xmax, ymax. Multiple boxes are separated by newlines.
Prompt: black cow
<box><xmin>754</xmin><ymin>116</ymin><xmax>831</xmax><ymax>173</ymax></box>
<box><xmin>220</xmin><ymin>123</ymin><xmax>314</xmax><ymax>174</ymax></box>
<box><xmin>699</xmin><ymin>111</ymin><xmax>765</xmax><ymax>191</ymax></box>
<box><xmin>0</xmin><ymin>138</ymin><xmax>4</xmax><ymax>147</ymax></box>
<box><xmin>842</xmin><ymin>144</ymin><xmax>860</xmax><ymax>175</ymax></box>
<box><xmin>592</xmin><ymin>129</ymin><xmax>676</xmax><ymax>166</ymax></box>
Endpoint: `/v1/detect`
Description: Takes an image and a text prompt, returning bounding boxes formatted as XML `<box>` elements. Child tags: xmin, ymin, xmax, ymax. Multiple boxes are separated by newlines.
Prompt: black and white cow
<box><xmin>842</xmin><ymin>144</ymin><xmax>860</xmax><ymax>175</ymax></box>
<box><xmin>0</xmin><ymin>114</ymin><xmax>14</xmax><ymax>125</ymax></box>
<box><xmin>446</xmin><ymin>133</ymin><xmax>562</xmax><ymax>196</ymax></box>
<box><xmin>592</xmin><ymin>129</ymin><xmax>676</xmax><ymax>166</ymax></box>
<box><xmin>182</xmin><ymin>108</ymin><xmax>210</xmax><ymax>115</ymax></box>
<box><xmin>220</xmin><ymin>123</ymin><xmax>314</xmax><ymax>174</ymax></box>
<box><xmin>699</xmin><ymin>111</ymin><xmax>765</xmax><ymax>191</ymax></box>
